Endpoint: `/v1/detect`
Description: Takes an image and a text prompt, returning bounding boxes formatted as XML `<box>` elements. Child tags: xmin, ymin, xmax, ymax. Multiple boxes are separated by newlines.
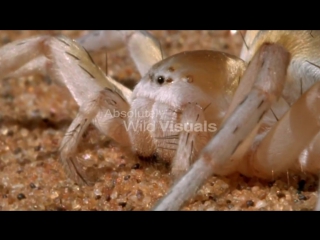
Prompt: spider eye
<box><xmin>157</xmin><ymin>76</ymin><xmax>165</xmax><ymax>85</ymax></box>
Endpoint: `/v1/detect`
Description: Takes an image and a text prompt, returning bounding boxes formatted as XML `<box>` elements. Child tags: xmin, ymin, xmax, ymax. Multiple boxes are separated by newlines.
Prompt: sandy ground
<box><xmin>0</xmin><ymin>30</ymin><xmax>318</xmax><ymax>211</ymax></box>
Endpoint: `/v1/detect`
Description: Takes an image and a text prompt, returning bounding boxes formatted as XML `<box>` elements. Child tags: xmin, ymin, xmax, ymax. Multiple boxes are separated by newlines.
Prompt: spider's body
<box><xmin>129</xmin><ymin>50</ymin><xmax>245</xmax><ymax>167</ymax></box>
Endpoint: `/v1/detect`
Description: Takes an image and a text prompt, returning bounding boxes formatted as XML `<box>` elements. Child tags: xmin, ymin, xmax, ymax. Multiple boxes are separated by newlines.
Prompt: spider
<box><xmin>0</xmin><ymin>30</ymin><xmax>319</xmax><ymax>211</ymax></box>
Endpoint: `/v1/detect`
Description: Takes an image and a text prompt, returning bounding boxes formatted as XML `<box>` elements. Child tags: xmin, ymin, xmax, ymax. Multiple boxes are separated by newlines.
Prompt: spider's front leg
<box><xmin>59</xmin><ymin>87</ymin><xmax>131</xmax><ymax>185</ymax></box>
<box><xmin>154</xmin><ymin>43</ymin><xmax>291</xmax><ymax>210</ymax></box>
<box><xmin>170</xmin><ymin>102</ymin><xmax>211</xmax><ymax>180</ymax></box>
<box><xmin>0</xmin><ymin>35</ymin><xmax>132</xmax><ymax>185</ymax></box>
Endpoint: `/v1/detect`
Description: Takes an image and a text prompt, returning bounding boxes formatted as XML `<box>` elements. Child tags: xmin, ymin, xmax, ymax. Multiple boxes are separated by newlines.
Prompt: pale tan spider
<box><xmin>0</xmin><ymin>30</ymin><xmax>319</xmax><ymax>210</ymax></box>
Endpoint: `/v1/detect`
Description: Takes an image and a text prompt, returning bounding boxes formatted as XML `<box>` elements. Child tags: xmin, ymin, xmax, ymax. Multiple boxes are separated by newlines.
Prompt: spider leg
<box><xmin>170</xmin><ymin>102</ymin><xmax>211</xmax><ymax>180</ymax></box>
<box><xmin>153</xmin><ymin>43</ymin><xmax>290</xmax><ymax>210</ymax></box>
<box><xmin>77</xmin><ymin>30</ymin><xmax>163</xmax><ymax>77</ymax></box>
<box><xmin>0</xmin><ymin>35</ymin><xmax>132</xmax><ymax>101</ymax></box>
<box><xmin>0</xmin><ymin>36</ymin><xmax>48</xmax><ymax>80</ymax></box>
<box><xmin>239</xmin><ymin>81</ymin><xmax>320</xmax><ymax>179</ymax></box>
<box><xmin>309</xmin><ymin>134</ymin><xmax>320</xmax><ymax>210</ymax></box>
<box><xmin>295</xmin><ymin>132</ymin><xmax>320</xmax><ymax>210</ymax></box>
<box><xmin>0</xmin><ymin>35</ymin><xmax>131</xmax><ymax>185</ymax></box>
<box><xmin>299</xmin><ymin>132</ymin><xmax>320</xmax><ymax>175</ymax></box>
<box><xmin>59</xmin><ymin>87</ymin><xmax>130</xmax><ymax>185</ymax></box>
<box><xmin>5</xmin><ymin>56</ymin><xmax>48</xmax><ymax>78</ymax></box>
<box><xmin>239</xmin><ymin>30</ymin><xmax>260</xmax><ymax>61</ymax></box>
